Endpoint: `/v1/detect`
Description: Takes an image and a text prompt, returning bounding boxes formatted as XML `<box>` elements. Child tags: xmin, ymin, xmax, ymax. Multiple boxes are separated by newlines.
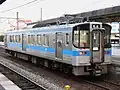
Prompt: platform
<box><xmin>0</xmin><ymin>73</ymin><xmax>21</xmax><ymax>90</ymax></box>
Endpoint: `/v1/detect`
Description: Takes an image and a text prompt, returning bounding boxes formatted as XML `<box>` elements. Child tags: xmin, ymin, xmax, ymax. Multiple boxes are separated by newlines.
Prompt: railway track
<box><xmin>85</xmin><ymin>79</ymin><xmax>120</xmax><ymax>90</ymax></box>
<box><xmin>1</xmin><ymin>46</ymin><xmax>120</xmax><ymax>90</ymax></box>
<box><xmin>85</xmin><ymin>80</ymin><xmax>111</xmax><ymax>90</ymax></box>
<box><xmin>104</xmin><ymin>80</ymin><xmax>120</xmax><ymax>87</ymax></box>
<box><xmin>0</xmin><ymin>64</ymin><xmax>45</xmax><ymax>90</ymax></box>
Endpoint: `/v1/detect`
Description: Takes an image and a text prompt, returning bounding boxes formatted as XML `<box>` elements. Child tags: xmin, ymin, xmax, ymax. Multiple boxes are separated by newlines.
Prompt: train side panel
<box><xmin>5</xmin><ymin>26</ymin><xmax>73</xmax><ymax>65</ymax></box>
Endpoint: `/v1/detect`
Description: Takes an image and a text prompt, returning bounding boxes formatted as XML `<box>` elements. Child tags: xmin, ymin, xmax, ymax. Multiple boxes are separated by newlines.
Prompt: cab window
<box><xmin>80</xmin><ymin>30</ymin><xmax>89</xmax><ymax>47</ymax></box>
<box><xmin>73</xmin><ymin>29</ymin><xmax>89</xmax><ymax>48</ymax></box>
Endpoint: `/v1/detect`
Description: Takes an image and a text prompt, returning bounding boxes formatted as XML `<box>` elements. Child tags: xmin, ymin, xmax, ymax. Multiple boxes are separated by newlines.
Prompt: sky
<box><xmin>0</xmin><ymin>0</ymin><xmax>120</xmax><ymax>31</ymax></box>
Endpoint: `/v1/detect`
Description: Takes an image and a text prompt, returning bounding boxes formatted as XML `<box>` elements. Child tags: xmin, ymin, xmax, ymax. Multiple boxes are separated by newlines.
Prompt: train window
<box><xmin>17</xmin><ymin>35</ymin><xmax>19</xmax><ymax>43</ymax></box>
<box><xmin>92</xmin><ymin>31</ymin><xmax>100</xmax><ymax>47</ymax></box>
<box><xmin>80</xmin><ymin>30</ymin><xmax>89</xmax><ymax>47</ymax></box>
<box><xmin>44</xmin><ymin>34</ymin><xmax>49</xmax><ymax>46</ymax></box>
<box><xmin>46</xmin><ymin>35</ymin><xmax>49</xmax><ymax>46</ymax></box>
<box><xmin>17</xmin><ymin>35</ymin><xmax>20</xmax><ymax>43</ymax></box>
<box><xmin>17</xmin><ymin>35</ymin><xmax>18</xmax><ymax>43</ymax></box>
<box><xmin>10</xmin><ymin>36</ymin><xmax>12</xmax><ymax>42</ymax></box>
<box><xmin>37</xmin><ymin>35</ymin><xmax>39</xmax><ymax>44</ymax></box>
<box><xmin>15</xmin><ymin>35</ymin><xmax>17</xmax><ymax>43</ymax></box>
<box><xmin>37</xmin><ymin>34</ymin><xmax>42</xmax><ymax>45</ymax></box>
<box><xmin>12</xmin><ymin>35</ymin><xmax>14</xmax><ymax>42</ymax></box>
<box><xmin>10</xmin><ymin>35</ymin><xmax>12</xmax><ymax>42</ymax></box>
<box><xmin>73</xmin><ymin>30</ymin><xmax>79</xmax><ymax>47</ymax></box>
<box><xmin>18</xmin><ymin>35</ymin><xmax>21</xmax><ymax>43</ymax></box>
<box><xmin>13</xmin><ymin>35</ymin><xmax>15</xmax><ymax>42</ymax></box>
<box><xmin>65</xmin><ymin>33</ymin><xmax>69</xmax><ymax>45</ymax></box>
<box><xmin>102</xmin><ymin>24</ymin><xmax>111</xmax><ymax>48</ymax></box>
<box><xmin>31</xmin><ymin>35</ymin><xmax>35</xmax><ymax>44</ymax></box>
<box><xmin>43</xmin><ymin>34</ymin><xmax>45</xmax><ymax>45</ymax></box>
<box><xmin>11</xmin><ymin>35</ymin><xmax>12</xmax><ymax>42</ymax></box>
<box><xmin>28</xmin><ymin>35</ymin><xmax>30</xmax><ymax>44</ymax></box>
<box><xmin>103</xmin><ymin>30</ymin><xmax>111</xmax><ymax>48</ymax></box>
<box><xmin>73</xmin><ymin>29</ymin><xmax>89</xmax><ymax>48</ymax></box>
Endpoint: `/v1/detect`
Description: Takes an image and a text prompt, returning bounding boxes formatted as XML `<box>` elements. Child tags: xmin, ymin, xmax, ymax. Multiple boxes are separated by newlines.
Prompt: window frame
<box><xmin>72</xmin><ymin>24</ymin><xmax>90</xmax><ymax>48</ymax></box>
<box><xmin>73</xmin><ymin>29</ymin><xmax>90</xmax><ymax>48</ymax></box>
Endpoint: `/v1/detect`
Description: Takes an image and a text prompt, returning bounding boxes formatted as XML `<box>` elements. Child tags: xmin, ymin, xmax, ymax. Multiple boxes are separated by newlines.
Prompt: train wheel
<box><xmin>14</xmin><ymin>52</ymin><xmax>17</xmax><ymax>58</ymax></box>
<box><xmin>28</xmin><ymin>55</ymin><xmax>32</xmax><ymax>62</ymax></box>
<box><xmin>11</xmin><ymin>51</ymin><xmax>15</xmax><ymax>56</ymax></box>
<box><xmin>51</xmin><ymin>63</ymin><xmax>56</xmax><ymax>70</ymax></box>
<box><xmin>36</xmin><ymin>58</ymin><xmax>40</xmax><ymax>67</ymax></box>
<box><xmin>40</xmin><ymin>60</ymin><xmax>44</xmax><ymax>67</ymax></box>
<box><xmin>60</xmin><ymin>64</ymin><xmax>63</xmax><ymax>72</ymax></box>
<box><xmin>48</xmin><ymin>61</ymin><xmax>52</xmax><ymax>69</ymax></box>
<box><xmin>63</xmin><ymin>66</ymin><xmax>72</xmax><ymax>74</ymax></box>
<box><xmin>63</xmin><ymin>66</ymin><xmax>69</xmax><ymax>74</ymax></box>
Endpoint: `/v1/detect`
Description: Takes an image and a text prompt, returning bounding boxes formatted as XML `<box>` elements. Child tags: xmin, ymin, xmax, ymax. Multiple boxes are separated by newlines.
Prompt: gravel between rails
<box><xmin>0</xmin><ymin>56</ymin><xmax>63</xmax><ymax>90</ymax></box>
<box><xmin>0</xmin><ymin>64</ymin><xmax>44</xmax><ymax>90</ymax></box>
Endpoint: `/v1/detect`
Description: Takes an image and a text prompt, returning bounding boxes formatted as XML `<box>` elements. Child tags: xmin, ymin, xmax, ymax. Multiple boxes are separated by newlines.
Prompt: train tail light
<box><xmin>104</xmin><ymin>51</ymin><xmax>109</xmax><ymax>54</ymax></box>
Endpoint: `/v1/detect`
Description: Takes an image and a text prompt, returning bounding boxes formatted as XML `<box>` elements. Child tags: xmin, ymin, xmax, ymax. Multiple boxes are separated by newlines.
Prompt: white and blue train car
<box><xmin>4</xmin><ymin>22</ymin><xmax>112</xmax><ymax>76</ymax></box>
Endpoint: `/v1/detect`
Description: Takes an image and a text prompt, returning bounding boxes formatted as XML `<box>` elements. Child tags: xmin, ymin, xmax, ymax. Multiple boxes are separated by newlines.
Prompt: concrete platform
<box><xmin>0</xmin><ymin>73</ymin><xmax>21</xmax><ymax>90</ymax></box>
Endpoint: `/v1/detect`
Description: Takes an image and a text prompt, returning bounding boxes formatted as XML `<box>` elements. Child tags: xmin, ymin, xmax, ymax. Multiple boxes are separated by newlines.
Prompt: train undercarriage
<box><xmin>5</xmin><ymin>49</ymin><xmax>109</xmax><ymax>76</ymax></box>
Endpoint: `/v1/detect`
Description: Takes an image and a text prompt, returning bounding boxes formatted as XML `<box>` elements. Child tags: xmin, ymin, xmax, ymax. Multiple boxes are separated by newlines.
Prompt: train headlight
<box><xmin>79</xmin><ymin>51</ymin><xmax>86</xmax><ymax>55</ymax></box>
<box><xmin>80</xmin><ymin>52</ymin><xmax>83</xmax><ymax>55</ymax></box>
<box><xmin>92</xmin><ymin>24</ymin><xmax>100</xmax><ymax>28</ymax></box>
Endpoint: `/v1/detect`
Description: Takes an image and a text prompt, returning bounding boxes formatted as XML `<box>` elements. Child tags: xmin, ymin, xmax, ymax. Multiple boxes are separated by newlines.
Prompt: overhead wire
<box><xmin>0</xmin><ymin>0</ymin><xmax>44</xmax><ymax>13</ymax></box>
<box><xmin>0</xmin><ymin>19</ymin><xmax>7</xmax><ymax>23</ymax></box>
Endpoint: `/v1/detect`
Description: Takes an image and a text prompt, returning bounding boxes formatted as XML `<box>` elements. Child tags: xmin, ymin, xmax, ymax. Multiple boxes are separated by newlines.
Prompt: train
<box><xmin>4</xmin><ymin>21</ymin><xmax>112</xmax><ymax>76</ymax></box>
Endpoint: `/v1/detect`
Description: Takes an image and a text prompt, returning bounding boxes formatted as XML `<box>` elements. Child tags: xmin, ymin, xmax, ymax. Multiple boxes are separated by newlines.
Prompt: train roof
<box><xmin>5</xmin><ymin>22</ymin><xmax>107</xmax><ymax>34</ymax></box>
<box><xmin>5</xmin><ymin>23</ymin><xmax>80</xmax><ymax>33</ymax></box>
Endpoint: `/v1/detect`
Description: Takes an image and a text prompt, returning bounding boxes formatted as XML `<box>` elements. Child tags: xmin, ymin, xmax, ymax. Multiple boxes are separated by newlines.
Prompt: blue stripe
<box><xmin>104</xmin><ymin>49</ymin><xmax>112</xmax><ymax>56</ymax></box>
<box><xmin>8</xmin><ymin>43</ymin><xmax>22</xmax><ymax>47</ymax></box>
<box><xmin>8</xmin><ymin>43</ymin><xmax>111</xmax><ymax>56</ymax></box>
<box><xmin>31</xmin><ymin>46</ymin><xmax>55</xmax><ymax>53</ymax></box>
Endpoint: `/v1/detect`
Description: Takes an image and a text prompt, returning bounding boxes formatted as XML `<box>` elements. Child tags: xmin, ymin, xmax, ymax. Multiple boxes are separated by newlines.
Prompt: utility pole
<box><xmin>40</xmin><ymin>8</ymin><xmax>42</xmax><ymax>21</ymax></box>
<box><xmin>119</xmin><ymin>22</ymin><xmax>120</xmax><ymax>45</ymax></box>
<box><xmin>16</xmin><ymin>12</ymin><xmax>19</xmax><ymax>30</ymax></box>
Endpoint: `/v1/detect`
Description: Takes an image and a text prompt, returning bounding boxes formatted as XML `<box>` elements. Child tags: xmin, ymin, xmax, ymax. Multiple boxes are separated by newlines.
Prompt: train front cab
<box><xmin>72</xmin><ymin>23</ymin><xmax>111</xmax><ymax>76</ymax></box>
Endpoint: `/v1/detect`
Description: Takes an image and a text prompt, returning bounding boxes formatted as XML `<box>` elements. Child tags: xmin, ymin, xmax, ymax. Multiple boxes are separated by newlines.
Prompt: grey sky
<box><xmin>0</xmin><ymin>0</ymin><xmax>120</xmax><ymax>30</ymax></box>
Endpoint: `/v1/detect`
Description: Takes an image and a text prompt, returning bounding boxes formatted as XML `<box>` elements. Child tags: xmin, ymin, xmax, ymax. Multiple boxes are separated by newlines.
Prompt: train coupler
<box><xmin>89</xmin><ymin>65</ymin><xmax>102</xmax><ymax>76</ymax></box>
<box><xmin>91</xmin><ymin>69</ymin><xmax>102</xmax><ymax>76</ymax></box>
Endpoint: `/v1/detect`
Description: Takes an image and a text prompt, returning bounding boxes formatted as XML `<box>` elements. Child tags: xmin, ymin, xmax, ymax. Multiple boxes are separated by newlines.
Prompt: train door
<box><xmin>90</xmin><ymin>30</ymin><xmax>104</xmax><ymax>64</ymax></box>
<box><xmin>55</xmin><ymin>32</ymin><xmax>63</xmax><ymax>59</ymax></box>
<box><xmin>22</xmin><ymin>34</ymin><xmax>27</xmax><ymax>51</ymax></box>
